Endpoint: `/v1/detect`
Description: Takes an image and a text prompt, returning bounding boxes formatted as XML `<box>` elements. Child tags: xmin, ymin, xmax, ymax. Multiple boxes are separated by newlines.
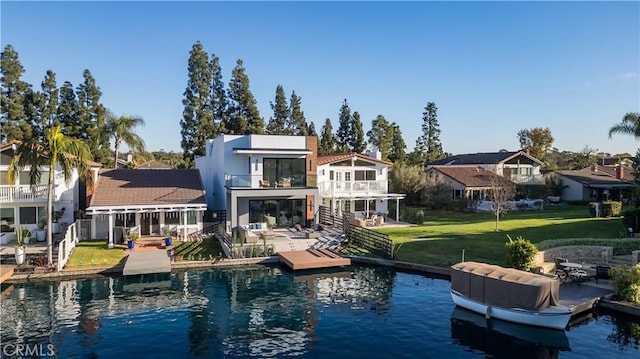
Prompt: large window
<box><xmin>263</xmin><ymin>158</ymin><xmax>306</xmax><ymax>187</ymax></box>
<box><xmin>1</xmin><ymin>208</ymin><xmax>15</xmax><ymax>233</ymax></box>
<box><xmin>249</xmin><ymin>199</ymin><xmax>306</xmax><ymax>228</ymax></box>
<box><xmin>19</xmin><ymin>206</ymin><xmax>46</xmax><ymax>225</ymax></box>
<box><xmin>354</xmin><ymin>170</ymin><xmax>376</xmax><ymax>181</ymax></box>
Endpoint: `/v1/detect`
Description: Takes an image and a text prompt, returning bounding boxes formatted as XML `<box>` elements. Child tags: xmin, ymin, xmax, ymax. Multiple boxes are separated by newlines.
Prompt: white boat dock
<box><xmin>123</xmin><ymin>250</ymin><xmax>171</xmax><ymax>276</ymax></box>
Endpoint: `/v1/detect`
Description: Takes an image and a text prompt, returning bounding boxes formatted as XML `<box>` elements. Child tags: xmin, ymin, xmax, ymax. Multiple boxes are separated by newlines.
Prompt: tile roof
<box><xmin>317</xmin><ymin>153</ymin><xmax>392</xmax><ymax>166</ymax></box>
<box><xmin>556</xmin><ymin>166</ymin><xmax>635</xmax><ymax>187</ymax></box>
<box><xmin>89</xmin><ymin>169</ymin><xmax>206</xmax><ymax>207</ymax></box>
<box><xmin>428</xmin><ymin>151</ymin><xmax>542</xmax><ymax>166</ymax></box>
<box><xmin>430</xmin><ymin>166</ymin><xmax>513</xmax><ymax>187</ymax></box>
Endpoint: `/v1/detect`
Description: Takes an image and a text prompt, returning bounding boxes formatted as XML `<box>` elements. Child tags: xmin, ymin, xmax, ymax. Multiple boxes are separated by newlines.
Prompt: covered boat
<box><xmin>450</xmin><ymin>261</ymin><xmax>572</xmax><ymax>330</ymax></box>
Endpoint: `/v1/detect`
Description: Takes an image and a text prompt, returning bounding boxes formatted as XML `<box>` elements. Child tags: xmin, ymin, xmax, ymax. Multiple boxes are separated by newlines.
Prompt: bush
<box><xmin>535</xmin><ymin>238</ymin><xmax>640</xmax><ymax>256</ymax></box>
<box><xmin>399</xmin><ymin>206</ymin><xmax>426</xmax><ymax>225</ymax></box>
<box><xmin>505</xmin><ymin>235</ymin><xmax>538</xmax><ymax>272</ymax></box>
<box><xmin>610</xmin><ymin>264</ymin><xmax>640</xmax><ymax>304</ymax></box>
<box><xmin>623</xmin><ymin>207</ymin><xmax>640</xmax><ymax>233</ymax></box>
<box><xmin>601</xmin><ymin>201</ymin><xmax>623</xmax><ymax>217</ymax></box>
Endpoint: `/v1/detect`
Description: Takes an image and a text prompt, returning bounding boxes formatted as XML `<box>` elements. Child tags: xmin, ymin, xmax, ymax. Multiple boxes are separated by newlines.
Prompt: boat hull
<box><xmin>451</xmin><ymin>290</ymin><xmax>572</xmax><ymax>330</ymax></box>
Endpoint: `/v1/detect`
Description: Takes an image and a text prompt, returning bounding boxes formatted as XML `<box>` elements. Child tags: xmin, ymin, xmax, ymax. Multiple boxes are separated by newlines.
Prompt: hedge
<box><xmin>536</xmin><ymin>238</ymin><xmax>640</xmax><ymax>255</ymax></box>
<box><xmin>623</xmin><ymin>207</ymin><xmax>640</xmax><ymax>232</ymax></box>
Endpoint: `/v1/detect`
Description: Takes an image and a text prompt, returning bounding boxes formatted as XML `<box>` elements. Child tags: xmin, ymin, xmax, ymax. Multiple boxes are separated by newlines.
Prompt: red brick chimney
<box><xmin>617</xmin><ymin>166</ymin><xmax>624</xmax><ymax>180</ymax></box>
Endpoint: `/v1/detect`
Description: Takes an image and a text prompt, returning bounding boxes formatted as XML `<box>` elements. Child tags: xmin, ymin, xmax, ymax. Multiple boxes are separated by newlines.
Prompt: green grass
<box><xmin>376</xmin><ymin>205</ymin><xmax>627</xmax><ymax>268</ymax></box>
<box><xmin>173</xmin><ymin>238</ymin><xmax>224</xmax><ymax>261</ymax></box>
<box><xmin>66</xmin><ymin>241</ymin><xmax>127</xmax><ymax>269</ymax></box>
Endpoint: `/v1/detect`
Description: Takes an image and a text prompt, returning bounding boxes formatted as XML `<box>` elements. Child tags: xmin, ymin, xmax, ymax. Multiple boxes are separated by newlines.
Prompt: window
<box><xmin>164</xmin><ymin>212</ymin><xmax>180</xmax><ymax>225</ymax></box>
<box><xmin>187</xmin><ymin>211</ymin><xmax>198</xmax><ymax>225</ymax></box>
<box><xmin>19</xmin><ymin>206</ymin><xmax>45</xmax><ymax>225</ymax></box>
<box><xmin>1</xmin><ymin>208</ymin><xmax>15</xmax><ymax>233</ymax></box>
<box><xmin>263</xmin><ymin>158</ymin><xmax>306</xmax><ymax>186</ymax></box>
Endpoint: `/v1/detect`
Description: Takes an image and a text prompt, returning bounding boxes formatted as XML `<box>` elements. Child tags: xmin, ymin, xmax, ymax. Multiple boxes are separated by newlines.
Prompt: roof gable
<box><xmin>429</xmin><ymin>151</ymin><xmax>543</xmax><ymax>166</ymax></box>
<box><xmin>317</xmin><ymin>153</ymin><xmax>392</xmax><ymax>166</ymax></box>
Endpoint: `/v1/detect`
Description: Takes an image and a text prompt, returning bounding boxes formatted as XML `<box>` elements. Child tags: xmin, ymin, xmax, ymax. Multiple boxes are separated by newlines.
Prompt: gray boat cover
<box><xmin>451</xmin><ymin>261</ymin><xmax>560</xmax><ymax>311</ymax></box>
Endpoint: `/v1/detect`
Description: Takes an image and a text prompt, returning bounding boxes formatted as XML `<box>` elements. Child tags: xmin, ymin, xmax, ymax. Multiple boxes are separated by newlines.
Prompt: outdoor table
<box><xmin>560</xmin><ymin>262</ymin><xmax>582</xmax><ymax>269</ymax></box>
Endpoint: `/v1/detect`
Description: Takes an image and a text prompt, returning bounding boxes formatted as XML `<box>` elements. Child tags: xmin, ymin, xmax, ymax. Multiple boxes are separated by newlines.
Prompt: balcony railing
<box><xmin>0</xmin><ymin>185</ymin><xmax>51</xmax><ymax>202</ymax></box>
<box><xmin>225</xmin><ymin>174</ymin><xmax>316</xmax><ymax>189</ymax></box>
<box><xmin>318</xmin><ymin>180</ymin><xmax>388</xmax><ymax>197</ymax></box>
<box><xmin>509</xmin><ymin>173</ymin><xmax>544</xmax><ymax>184</ymax></box>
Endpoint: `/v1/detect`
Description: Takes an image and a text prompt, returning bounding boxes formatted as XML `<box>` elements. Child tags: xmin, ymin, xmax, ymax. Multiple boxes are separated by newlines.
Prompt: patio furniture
<box><xmin>259</xmin><ymin>179</ymin><xmax>270</xmax><ymax>188</ymax></box>
<box><xmin>595</xmin><ymin>265</ymin><xmax>611</xmax><ymax>283</ymax></box>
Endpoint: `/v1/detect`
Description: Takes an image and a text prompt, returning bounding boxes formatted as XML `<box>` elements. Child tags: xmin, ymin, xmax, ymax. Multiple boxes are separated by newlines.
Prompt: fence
<box><xmin>319</xmin><ymin>205</ymin><xmax>394</xmax><ymax>259</ymax></box>
<box><xmin>57</xmin><ymin>221</ymin><xmax>80</xmax><ymax>271</ymax></box>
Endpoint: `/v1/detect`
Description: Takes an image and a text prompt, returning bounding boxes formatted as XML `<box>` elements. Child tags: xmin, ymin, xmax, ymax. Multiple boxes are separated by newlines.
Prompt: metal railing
<box><xmin>318</xmin><ymin>180</ymin><xmax>388</xmax><ymax>196</ymax></box>
<box><xmin>224</xmin><ymin>173</ymin><xmax>316</xmax><ymax>189</ymax></box>
<box><xmin>57</xmin><ymin>221</ymin><xmax>79</xmax><ymax>271</ymax></box>
<box><xmin>0</xmin><ymin>185</ymin><xmax>51</xmax><ymax>202</ymax></box>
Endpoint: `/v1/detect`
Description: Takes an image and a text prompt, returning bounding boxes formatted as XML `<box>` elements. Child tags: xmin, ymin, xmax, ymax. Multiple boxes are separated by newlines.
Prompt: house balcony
<box><xmin>318</xmin><ymin>180</ymin><xmax>388</xmax><ymax>197</ymax></box>
<box><xmin>225</xmin><ymin>174</ymin><xmax>317</xmax><ymax>189</ymax></box>
<box><xmin>0</xmin><ymin>185</ymin><xmax>52</xmax><ymax>203</ymax></box>
<box><xmin>508</xmin><ymin>173</ymin><xmax>544</xmax><ymax>184</ymax></box>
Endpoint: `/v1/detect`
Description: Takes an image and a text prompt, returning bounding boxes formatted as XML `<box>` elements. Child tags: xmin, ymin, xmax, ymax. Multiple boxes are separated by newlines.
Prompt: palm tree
<box><xmin>105</xmin><ymin>112</ymin><xmax>146</xmax><ymax>169</ymax></box>
<box><xmin>8</xmin><ymin>125</ymin><xmax>94</xmax><ymax>265</ymax></box>
<box><xmin>609</xmin><ymin>112</ymin><xmax>640</xmax><ymax>140</ymax></box>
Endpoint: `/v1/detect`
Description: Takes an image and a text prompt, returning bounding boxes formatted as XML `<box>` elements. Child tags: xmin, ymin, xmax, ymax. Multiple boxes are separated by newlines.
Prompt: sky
<box><xmin>1</xmin><ymin>1</ymin><xmax>639</xmax><ymax>157</ymax></box>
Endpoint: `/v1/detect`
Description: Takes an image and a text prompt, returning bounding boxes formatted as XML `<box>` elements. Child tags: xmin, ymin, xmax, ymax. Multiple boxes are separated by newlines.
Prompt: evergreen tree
<box><xmin>57</xmin><ymin>81</ymin><xmax>79</xmax><ymax>138</ymax></box>
<box><xmin>307</xmin><ymin>121</ymin><xmax>317</xmax><ymax>137</ymax></box>
<box><xmin>0</xmin><ymin>45</ymin><xmax>30</xmax><ymax>142</ymax></box>
<box><xmin>319</xmin><ymin>118</ymin><xmax>336</xmax><ymax>155</ymax></box>
<box><xmin>180</xmin><ymin>42</ymin><xmax>213</xmax><ymax>164</ymax></box>
<box><xmin>350</xmin><ymin>111</ymin><xmax>366</xmax><ymax>153</ymax></box>
<box><xmin>336</xmin><ymin>99</ymin><xmax>351</xmax><ymax>153</ymax></box>
<box><xmin>418</xmin><ymin>102</ymin><xmax>443</xmax><ymax>164</ymax></box>
<box><xmin>367</xmin><ymin>114</ymin><xmax>392</xmax><ymax>160</ymax></box>
<box><xmin>76</xmin><ymin>69</ymin><xmax>110</xmax><ymax>166</ymax></box>
<box><xmin>389</xmin><ymin>122</ymin><xmax>407</xmax><ymax>163</ymax></box>
<box><xmin>227</xmin><ymin>59</ymin><xmax>264</xmax><ymax>134</ymax></box>
<box><xmin>35</xmin><ymin>70</ymin><xmax>59</xmax><ymax>139</ymax></box>
<box><xmin>289</xmin><ymin>91</ymin><xmax>308</xmax><ymax>135</ymax></box>
<box><xmin>209</xmin><ymin>53</ymin><xmax>227</xmax><ymax>136</ymax></box>
<box><xmin>267</xmin><ymin>85</ymin><xmax>289</xmax><ymax>134</ymax></box>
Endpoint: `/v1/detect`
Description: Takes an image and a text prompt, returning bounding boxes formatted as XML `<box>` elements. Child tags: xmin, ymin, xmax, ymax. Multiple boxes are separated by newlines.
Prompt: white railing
<box><xmin>509</xmin><ymin>174</ymin><xmax>544</xmax><ymax>184</ymax></box>
<box><xmin>57</xmin><ymin>221</ymin><xmax>79</xmax><ymax>271</ymax></box>
<box><xmin>0</xmin><ymin>185</ymin><xmax>51</xmax><ymax>202</ymax></box>
<box><xmin>318</xmin><ymin>180</ymin><xmax>388</xmax><ymax>197</ymax></box>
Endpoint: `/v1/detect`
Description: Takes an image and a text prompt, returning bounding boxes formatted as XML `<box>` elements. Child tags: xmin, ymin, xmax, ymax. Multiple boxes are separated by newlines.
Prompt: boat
<box><xmin>450</xmin><ymin>261</ymin><xmax>572</xmax><ymax>330</ymax></box>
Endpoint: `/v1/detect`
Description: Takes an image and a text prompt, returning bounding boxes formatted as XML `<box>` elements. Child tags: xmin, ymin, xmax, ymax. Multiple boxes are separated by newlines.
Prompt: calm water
<box><xmin>1</xmin><ymin>265</ymin><xmax>639</xmax><ymax>358</ymax></box>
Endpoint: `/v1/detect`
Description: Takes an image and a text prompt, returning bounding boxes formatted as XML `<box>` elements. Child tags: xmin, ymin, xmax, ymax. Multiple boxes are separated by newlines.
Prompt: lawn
<box><xmin>173</xmin><ymin>238</ymin><xmax>224</xmax><ymax>261</ymax></box>
<box><xmin>377</xmin><ymin>205</ymin><xmax>627</xmax><ymax>268</ymax></box>
<box><xmin>66</xmin><ymin>241</ymin><xmax>127</xmax><ymax>269</ymax></box>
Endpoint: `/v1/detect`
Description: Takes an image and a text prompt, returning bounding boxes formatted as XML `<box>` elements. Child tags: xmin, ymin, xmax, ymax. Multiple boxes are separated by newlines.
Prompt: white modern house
<box><xmin>195</xmin><ymin>134</ymin><xmax>320</xmax><ymax>232</ymax></box>
<box><xmin>0</xmin><ymin>140</ymin><xmax>99</xmax><ymax>244</ymax></box>
<box><xmin>317</xmin><ymin>152</ymin><xmax>405</xmax><ymax>222</ymax></box>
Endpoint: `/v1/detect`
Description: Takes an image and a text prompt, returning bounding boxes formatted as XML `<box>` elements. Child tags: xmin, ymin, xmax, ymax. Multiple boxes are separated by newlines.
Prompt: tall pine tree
<box><xmin>267</xmin><ymin>85</ymin><xmax>289</xmax><ymax>135</ymax></box>
<box><xmin>0</xmin><ymin>45</ymin><xmax>30</xmax><ymax>142</ymax></box>
<box><xmin>389</xmin><ymin>123</ymin><xmax>407</xmax><ymax>163</ymax></box>
<box><xmin>289</xmin><ymin>91</ymin><xmax>307</xmax><ymax>136</ymax></box>
<box><xmin>307</xmin><ymin>121</ymin><xmax>317</xmax><ymax>136</ymax></box>
<box><xmin>76</xmin><ymin>69</ymin><xmax>109</xmax><ymax>166</ymax></box>
<box><xmin>57</xmin><ymin>81</ymin><xmax>80</xmax><ymax>138</ymax></box>
<box><xmin>414</xmin><ymin>101</ymin><xmax>443</xmax><ymax>165</ymax></box>
<box><xmin>209</xmin><ymin>53</ymin><xmax>227</xmax><ymax>136</ymax></box>
<box><xmin>227</xmin><ymin>59</ymin><xmax>264</xmax><ymax>134</ymax></box>
<box><xmin>319</xmin><ymin>118</ymin><xmax>335</xmax><ymax>155</ymax></box>
<box><xmin>350</xmin><ymin>111</ymin><xmax>366</xmax><ymax>153</ymax></box>
<box><xmin>367</xmin><ymin>114</ymin><xmax>392</xmax><ymax>160</ymax></box>
<box><xmin>335</xmin><ymin>99</ymin><xmax>351</xmax><ymax>153</ymax></box>
<box><xmin>36</xmin><ymin>70</ymin><xmax>59</xmax><ymax>139</ymax></box>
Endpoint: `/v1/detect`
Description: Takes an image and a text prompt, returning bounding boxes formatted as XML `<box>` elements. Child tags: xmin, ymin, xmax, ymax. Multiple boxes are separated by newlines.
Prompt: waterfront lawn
<box><xmin>173</xmin><ymin>238</ymin><xmax>224</xmax><ymax>261</ymax></box>
<box><xmin>66</xmin><ymin>241</ymin><xmax>127</xmax><ymax>269</ymax></box>
<box><xmin>378</xmin><ymin>205</ymin><xmax>626</xmax><ymax>268</ymax></box>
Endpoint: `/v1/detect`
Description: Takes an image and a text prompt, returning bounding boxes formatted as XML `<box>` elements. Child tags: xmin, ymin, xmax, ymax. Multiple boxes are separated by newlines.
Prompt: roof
<box><xmin>89</xmin><ymin>169</ymin><xmax>206</xmax><ymax>207</ymax></box>
<box><xmin>430</xmin><ymin>166</ymin><xmax>513</xmax><ymax>188</ymax></box>
<box><xmin>429</xmin><ymin>151</ymin><xmax>543</xmax><ymax>166</ymax></box>
<box><xmin>317</xmin><ymin>153</ymin><xmax>392</xmax><ymax>166</ymax></box>
<box><xmin>555</xmin><ymin>166</ymin><xmax>635</xmax><ymax>188</ymax></box>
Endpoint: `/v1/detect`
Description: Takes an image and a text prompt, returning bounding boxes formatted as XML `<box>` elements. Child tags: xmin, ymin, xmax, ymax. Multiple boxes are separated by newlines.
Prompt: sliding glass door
<box><xmin>249</xmin><ymin>199</ymin><xmax>306</xmax><ymax>228</ymax></box>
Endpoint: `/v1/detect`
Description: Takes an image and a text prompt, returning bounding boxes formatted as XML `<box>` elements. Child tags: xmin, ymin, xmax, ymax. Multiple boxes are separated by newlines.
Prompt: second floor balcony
<box><xmin>225</xmin><ymin>174</ymin><xmax>317</xmax><ymax>189</ymax></box>
<box><xmin>0</xmin><ymin>185</ymin><xmax>52</xmax><ymax>203</ymax></box>
<box><xmin>508</xmin><ymin>173</ymin><xmax>544</xmax><ymax>184</ymax></box>
<box><xmin>318</xmin><ymin>180</ymin><xmax>388</xmax><ymax>197</ymax></box>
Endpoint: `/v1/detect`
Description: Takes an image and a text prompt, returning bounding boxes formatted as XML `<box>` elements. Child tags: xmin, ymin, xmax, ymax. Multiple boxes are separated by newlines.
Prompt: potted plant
<box><xmin>36</xmin><ymin>217</ymin><xmax>46</xmax><ymax>242</ymax></box>
<box><xmin>21</xmin><ymin>227</ymin><xmax>32</xmax><ymax>245</ymax></box>
<box><xmin>52</xmin><ymin>207</ymin><xmax>65</xmax><ymax>234</ymax></box>
<box><xmin>15</xmin><ymin>226</ymin><xmax>26</xmax><ymax>265</ymax></box>
<box><xmin>127</xmin><ymin>231</ymin><xmax>138</xmax><ymax>250</ymax></box>
<box><xmin>162</xmin><ymin>226</ymin><xmax>173</xmax><ymax>247</ymax></box>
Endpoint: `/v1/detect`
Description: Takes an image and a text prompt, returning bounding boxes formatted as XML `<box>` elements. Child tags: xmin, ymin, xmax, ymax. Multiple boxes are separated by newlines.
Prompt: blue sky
<box><xmin>2</xmin><ymin>1</ymin><xmax>639</xmax><ymax>157</ymax></box>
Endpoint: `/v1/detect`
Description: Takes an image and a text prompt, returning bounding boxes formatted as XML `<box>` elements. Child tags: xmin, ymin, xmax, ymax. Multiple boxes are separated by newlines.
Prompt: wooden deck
<box><xmin>0</xmin><ymin>264</ymin><xmax>14</xmax><ymax>284</ymax></box>
<box><xmin>279</xmin><ymin>249</ymin><xmax>351</xmax><ymax>270</ymax></box>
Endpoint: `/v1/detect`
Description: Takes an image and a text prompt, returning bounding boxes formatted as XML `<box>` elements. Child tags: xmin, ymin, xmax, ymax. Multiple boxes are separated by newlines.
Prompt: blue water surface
<box><xmin>1</xmin><ymin>265</ymin><xmax>638</xmax><ymax>358</ymax></box>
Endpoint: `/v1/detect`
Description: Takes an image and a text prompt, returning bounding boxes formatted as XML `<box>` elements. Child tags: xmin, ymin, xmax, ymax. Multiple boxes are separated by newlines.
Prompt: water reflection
<box><xmin>450</xmin><ymin>307</ymin><xmax>571</xmax><ymax>359</ymax></box>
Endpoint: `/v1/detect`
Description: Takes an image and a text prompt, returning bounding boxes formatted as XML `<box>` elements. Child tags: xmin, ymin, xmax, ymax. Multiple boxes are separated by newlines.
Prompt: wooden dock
<box><xmin>123</xmin><ymin>249</ymin><xmax>171</xmax><ymax>276</ymax></box>
<box><xmin>279</xmin><ymin>249</ymin><xmax>351</xmax><ymax>270</ymax></box>
<box><xmin>0</xmin><ymin>264</ymin><xmax>14</xmax><ymax>284</ymax></box>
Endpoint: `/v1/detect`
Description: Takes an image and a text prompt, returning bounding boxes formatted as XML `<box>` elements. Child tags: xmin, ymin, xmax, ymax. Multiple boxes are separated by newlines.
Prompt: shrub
<box><xmin>623</xmin><ymin>207</ymin><xmax>640</xmax><ymax>233</ymax></box>
<box><xmin>609</xmin><ymin>264</ymin><xmax>640</xmax><ymax>304</ymax></box>
<box><xmin>535</xmin><ymin>238</ymin><xmax>640</xmax><ymax>256</ymax></box>
<box><xmin>505</xmin><ymin>234</ymin><xmax>538</xmax><ymax>271</ymax></box>
<box><xmin>601</xmin><ymin>201</ymin><xmax>623</xmax><ymax>217</ymax></box>
<box><xmin>399</xmin><ymin>206</ymin><xmax>427</xmax><ymax>225</ymax></box>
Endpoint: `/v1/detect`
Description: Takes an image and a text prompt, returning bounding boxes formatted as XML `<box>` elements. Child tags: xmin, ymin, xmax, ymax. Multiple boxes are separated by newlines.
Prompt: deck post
<box><xmin>107</xmin><ymin>213</ymin><xmax>114</xmax><ymax>248</ymax></box>
<box><xmin>396</xmin><ymin>198</ymin><xmax>400</xmax><ymax>222</ymax></box>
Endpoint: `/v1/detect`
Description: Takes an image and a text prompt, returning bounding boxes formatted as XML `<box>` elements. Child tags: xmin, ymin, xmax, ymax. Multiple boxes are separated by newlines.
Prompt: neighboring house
<box><xmin>85</xmin><ymin>169</ymin><xmax>207</xmax><ymax>246</ymax></box>
<box><xmin>137</xmin><ymin>160</ymin><xmax>172</xmax><ymax>169</ymax></box>
<box><xmin>428</xmin><ymin>151</ymin><xmax>544</xmax><ymax>185</ymax></box>
<box><xmin>316</xmin><ymin>152</ymin><xmax>405</xmax><ymax>220</ymax></box>
<box><xmin>548</xmin><ymin>165</ymin><xmax>636</xmax><ymax>202</ymax></box>
<box><xmin>195</xmin><ymin>134</ymin><xmax>319</xmax><ymax>231</ymax></box>
<box><xmin>0</xmin><ymin>140</ymin><xmax>101</xmax><ymax>243</ymax></box>
<box><xmin>426</xmin><ymin>166</ymin><xmax>513</xmax><ymax>200</ymax></box>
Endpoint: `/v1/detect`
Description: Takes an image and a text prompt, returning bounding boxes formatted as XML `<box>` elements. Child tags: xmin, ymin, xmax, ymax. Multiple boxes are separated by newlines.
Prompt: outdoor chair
<box><xmin>595</xmin><ymin>265</ymin><xmax>611</xmax><ymax>283</ymax></box>
<box><xmin>259</xmin><ymin>180</ymin><xmax>270</xmax><ymax>188</ymax></box>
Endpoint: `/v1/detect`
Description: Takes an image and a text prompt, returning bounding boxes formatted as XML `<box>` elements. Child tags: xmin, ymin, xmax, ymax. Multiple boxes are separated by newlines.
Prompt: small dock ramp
<box><xmin>0</xmin><ymin>265</ymin><xmax>14</xmax><ymax>284</ymax></box>
<box><xmin>279</xmin><ymin>248</ymin><xmax>351</xmax><ymax>270</ymax></box>
<box><xmin>123</xmin><ymin>250</ymin><xmax>171</xmax><ymax>276</ymax></box>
